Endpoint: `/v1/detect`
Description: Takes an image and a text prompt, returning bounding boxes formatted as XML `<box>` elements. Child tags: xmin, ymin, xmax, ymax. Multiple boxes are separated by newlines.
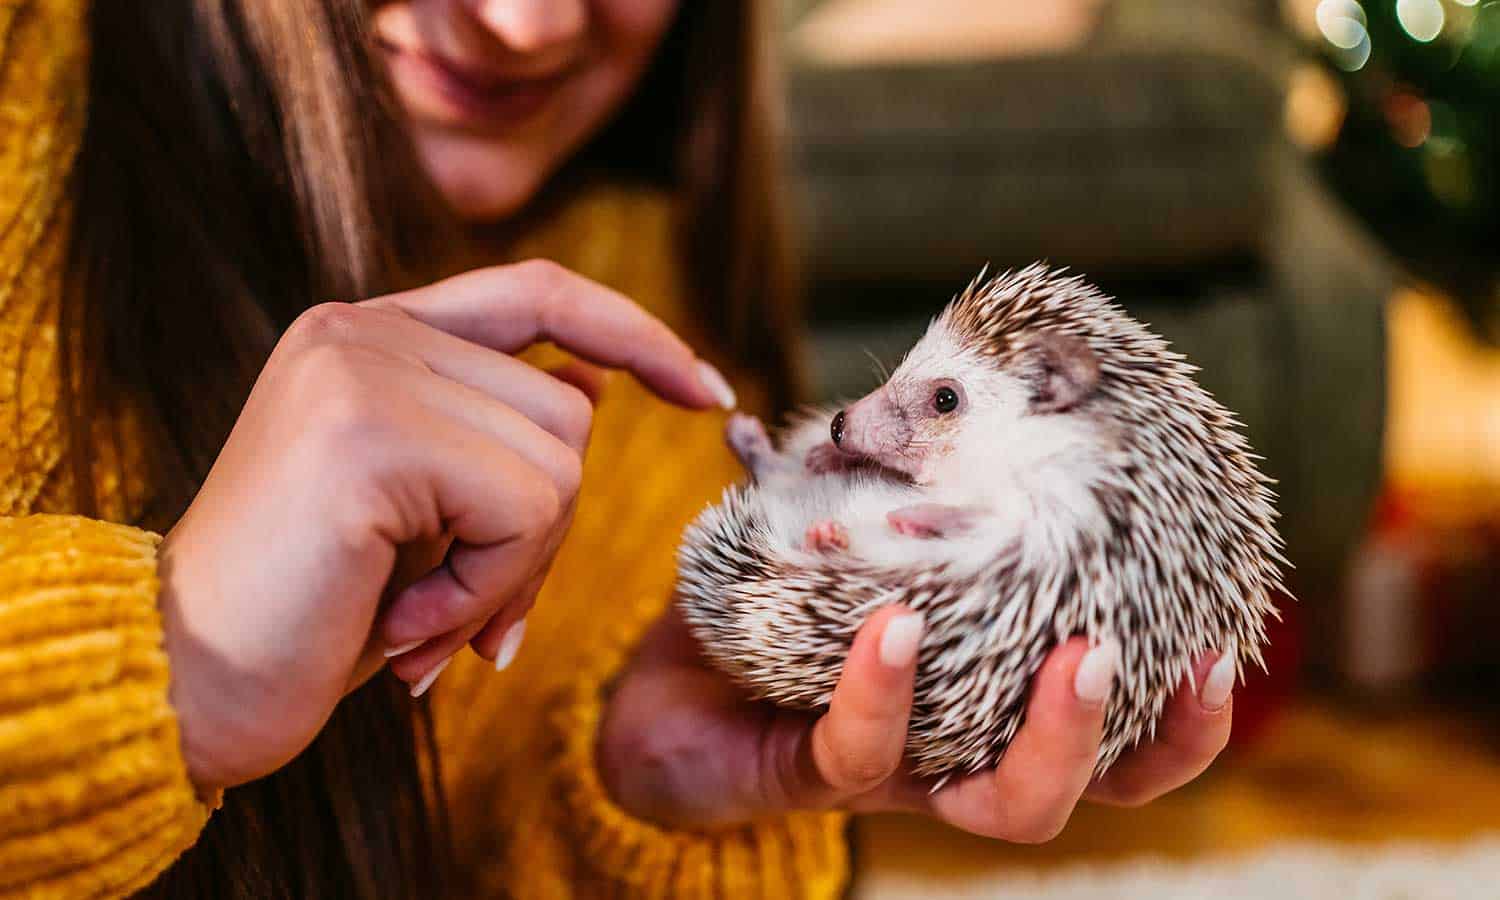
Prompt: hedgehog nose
<box><xmin>830</xmin><ymin>410</ymin><xmax>846</xmax><ymax>446</ymax></box>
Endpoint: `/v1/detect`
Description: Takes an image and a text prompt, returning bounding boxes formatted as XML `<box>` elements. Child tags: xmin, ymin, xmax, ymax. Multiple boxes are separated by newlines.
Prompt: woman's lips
<box><xmin>382</xmin><ymin>43</ymin><xmax>571</xmax><ymax>129</ymax></box>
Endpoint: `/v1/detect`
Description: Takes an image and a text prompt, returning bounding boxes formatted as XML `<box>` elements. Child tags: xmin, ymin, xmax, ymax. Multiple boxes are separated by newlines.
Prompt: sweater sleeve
<box><xmin>1</xmin><ymin>2</ymin><xmax>216</xmax><ymax>897</ymax></box>
<box><xmin>547</xmin><ymin>668</ymin><xmax>852</xmax><ymax>900</ymax></box>
<box><xmin>0</xmin><ymin>517</ymin><xmax>213</xmax><ymax>899</ymax></box>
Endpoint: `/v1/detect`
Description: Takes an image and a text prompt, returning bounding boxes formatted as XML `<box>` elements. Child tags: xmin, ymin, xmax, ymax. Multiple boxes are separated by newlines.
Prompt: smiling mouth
<box><xmin>379</xmin><ymin>40</ymin><xmax>573</xmax><ymax>127</ymax></box>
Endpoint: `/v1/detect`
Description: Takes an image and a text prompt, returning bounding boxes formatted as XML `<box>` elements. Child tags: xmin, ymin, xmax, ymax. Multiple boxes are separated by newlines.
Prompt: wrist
<box><xmin>156</xmin><ymin>530</ymin><xmax>232</xmax><ymax>799</ymax></box>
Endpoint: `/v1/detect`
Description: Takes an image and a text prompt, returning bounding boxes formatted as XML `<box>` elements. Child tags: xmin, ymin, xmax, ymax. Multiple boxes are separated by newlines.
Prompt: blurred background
<box><xmin>768</xmin><ymin>0</ymin><xmax>1500</xmax><ymax>895</ymax></box>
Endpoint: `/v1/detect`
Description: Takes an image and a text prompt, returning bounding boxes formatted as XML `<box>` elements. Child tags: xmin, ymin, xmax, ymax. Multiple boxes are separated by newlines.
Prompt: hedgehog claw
<box><xmin>804</xmin><ymin>519</ymin><xmax>849</xmax><ymax>552</ymax></box>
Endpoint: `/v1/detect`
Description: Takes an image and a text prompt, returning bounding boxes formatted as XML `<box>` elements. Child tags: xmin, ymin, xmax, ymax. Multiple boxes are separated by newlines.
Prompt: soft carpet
<box><xmin>855</xmin><ymin>837</ymin><xmax>1500</xmax><ymax>899</ymax></box>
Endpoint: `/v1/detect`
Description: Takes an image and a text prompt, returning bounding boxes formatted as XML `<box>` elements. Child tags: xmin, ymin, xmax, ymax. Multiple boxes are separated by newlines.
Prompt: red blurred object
<box><xmin>1228</xmin><ymin>588</ymin><xmax>1303</xmax><ymax>749</ymax></box>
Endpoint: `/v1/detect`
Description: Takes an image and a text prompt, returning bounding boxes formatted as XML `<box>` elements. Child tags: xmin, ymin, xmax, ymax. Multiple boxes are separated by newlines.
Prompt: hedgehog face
<box><xmin>834</xmin><ymin>316</ymin><xmax>1105</xmax><ymax>488</ymax></box>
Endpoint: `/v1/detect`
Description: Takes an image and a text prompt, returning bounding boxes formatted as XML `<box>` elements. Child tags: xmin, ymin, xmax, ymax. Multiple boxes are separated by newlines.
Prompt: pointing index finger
<box><xmin>363</xmin><ymin>260</ymin><xmax>735</xmax><ymax>410</ymax></box>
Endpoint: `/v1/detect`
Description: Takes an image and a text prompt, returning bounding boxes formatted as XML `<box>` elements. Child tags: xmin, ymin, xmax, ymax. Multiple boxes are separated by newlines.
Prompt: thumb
<box><xmin>770</xmin><ymin>606</ymin><xmax>923</xmax><ymax>807</ymax></box>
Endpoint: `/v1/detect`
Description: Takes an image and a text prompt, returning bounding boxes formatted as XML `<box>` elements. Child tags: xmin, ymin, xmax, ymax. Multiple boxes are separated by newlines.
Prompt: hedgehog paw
<box><xmin>726</xmin><ymin>413</ymin><xmax>775</xmax><ymax>478</ymax></box>
<box><xmin>804</xmin><ymin>519</ymin><xmax>849</xmax><ymax>552</ymax></box>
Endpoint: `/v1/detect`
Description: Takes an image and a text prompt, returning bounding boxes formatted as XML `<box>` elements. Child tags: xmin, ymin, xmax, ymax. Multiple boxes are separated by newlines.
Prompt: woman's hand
<box><xmin>158</xmin><ymin>261</ymin><xmax>734</xmax><ymax>796</ymax></box>
<box><xmin>598</xmin><ymin>606</ymin><xmax>1235</xmax><ymax>839</ymax></box>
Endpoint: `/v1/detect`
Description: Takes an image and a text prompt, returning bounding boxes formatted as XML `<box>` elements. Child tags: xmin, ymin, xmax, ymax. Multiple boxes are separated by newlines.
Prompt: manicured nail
<box><xmin>1074</xmin><ymin>639</ymin><xmax>1121</xmax><ymax>706</ymax></box>
<box><xmin>494</xmin><ymin>619</ymin><xmax>527</xmax><ymax>672</ymax></box>
<box><xmin>697</xmin><ymin>360</ymin><xmax>737</xmax><ymax>410</ymax></box>
<box><xmin>383</xmin><ymin>639</ymin><xmax>422</xmax><ymax>658</ymax></box>
<box><xmin>409</xmin><ymin>656</ymin><xmax>452</xmax><ymax>698</ymax></box>
<box><xmin>1200</xmin><ymin>652</ymin><xmax>1236</xmax><ymax>711</ymax></box>
<box><xmin>878</xmin><ymin>612</ymin><xmax>924</xmax><ymax>668</ymax></box>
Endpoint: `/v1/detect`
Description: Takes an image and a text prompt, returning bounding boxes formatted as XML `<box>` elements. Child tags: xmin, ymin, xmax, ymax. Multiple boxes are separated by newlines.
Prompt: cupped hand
<box><xmin>597</xmin><ymin>606</ymin><xmax>1234</xmax><ymax>840</ymax></box>
<box><xmin>159</xmin><ymin>260</ymin><xmax>734</xmax><ymax>795</ymax></box>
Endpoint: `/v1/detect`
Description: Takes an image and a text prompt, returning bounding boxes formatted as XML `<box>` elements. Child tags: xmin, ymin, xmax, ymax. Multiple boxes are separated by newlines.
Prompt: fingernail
<box><xmin>409</xmin><ymin>656</ymin><xmax>452</xmax><ymax>698</ymax></box>
<box><xmin>878</xmin><ymin>612</ymin><xmax>924</xmax><ymax>668</ymax></box>
<box><xmin>697</xmin><ymin>360</ymin><xmax>737</xmax><ymax>410</ymax></box>
<box><xmin>1074</xmin><ymin>639</ymin><xmax>1121</xmax><ymax>706</ymax></box>
<box><xmin>494</xmin><ymin>619</ymin><xmax>527</xmax><ymax>672</ymax></box>
<box><xmin>383</xmin><ymin>640</ymin><xmax>422</xmax><ymax>658</ymax></box>
<box><xmin>1200</xmin><ymin>652</ymin><xmax>1236</xmax><ymax>711</ymax></box>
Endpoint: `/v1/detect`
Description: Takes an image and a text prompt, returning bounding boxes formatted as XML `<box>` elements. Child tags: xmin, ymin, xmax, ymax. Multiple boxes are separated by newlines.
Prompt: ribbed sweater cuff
<box><xmin>550</xmin><ymin>671</ymin><xmax>851</xmax><ymax>900</ymax></box>
<box><xmin>0</xmin><ymin>515</ymin><xmax>212</xmax><ymax>898</ymax></box>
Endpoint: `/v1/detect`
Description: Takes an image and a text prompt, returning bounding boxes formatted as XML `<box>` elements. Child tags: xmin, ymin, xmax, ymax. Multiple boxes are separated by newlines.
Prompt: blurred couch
<box><xmin>779</xmin><ymin>0</ymin><xmax>1395</xmax><ymax>675</ymax></box>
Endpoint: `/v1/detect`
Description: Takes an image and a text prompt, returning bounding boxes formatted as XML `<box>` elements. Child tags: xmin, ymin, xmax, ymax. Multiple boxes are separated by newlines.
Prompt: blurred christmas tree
<box><xmin>1299</xmin><ymin>0</ymin><xmax>1500</xmax><ymax>343</ymax></box>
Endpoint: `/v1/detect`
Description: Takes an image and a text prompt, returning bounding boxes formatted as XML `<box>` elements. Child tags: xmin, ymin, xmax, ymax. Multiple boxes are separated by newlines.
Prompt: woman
<box><xmin>0</xmin><ymin>1</ymin><xmax>1236</xmax><ymax>897</ymax></box>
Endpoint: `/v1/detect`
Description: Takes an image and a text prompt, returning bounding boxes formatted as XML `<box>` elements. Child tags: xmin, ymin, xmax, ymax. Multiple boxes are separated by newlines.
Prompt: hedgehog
<box><xmin>676</xmin><ymin>263</ymin><xmax>1288</xmax><ymax>782</ymax></box>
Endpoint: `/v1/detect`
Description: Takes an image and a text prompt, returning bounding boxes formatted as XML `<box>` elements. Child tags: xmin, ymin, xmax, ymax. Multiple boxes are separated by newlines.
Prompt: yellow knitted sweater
<box><xmin>0</xmin><ymin>1</ymin><xmax>848</xmax><ymax>897</ymax></box>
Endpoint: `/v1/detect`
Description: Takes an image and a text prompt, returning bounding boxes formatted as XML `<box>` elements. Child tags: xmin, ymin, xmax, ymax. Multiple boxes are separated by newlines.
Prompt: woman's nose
<box><xmin>468</xmin><ymin>0</ymin><xmax>586</xmax><ymax>54</ymax></box>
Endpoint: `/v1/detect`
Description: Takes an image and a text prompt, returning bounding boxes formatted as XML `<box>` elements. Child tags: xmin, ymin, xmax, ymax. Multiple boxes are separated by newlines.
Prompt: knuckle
<box><xmin>1003</xmin><ymin>805</ymin><xmax>1071</xmax><ymax>844</ymax></box>
<box><xmin>1107</xmin><ymin>783</ymin><xmax>1159</xmax><ymax>808</ymax></box>
<box><xmin>552</xmin><ymin>384</ymin><xmax>595</xmax><ymax>449</ymax></box>
<box><xmin>819</xmin><ymin>728</ymin><xmax>897</xmax><ymax>794</ymax></box>
<box><xmin>288</xmin><ymin>302</ymin><xmax>363</xmax><ymax>346</ymax></box>
<box><xmin>552</xmin><ymin>449</ymin><xmax>584</xmax><ymax>502</ymax></box>
<box><xmin>520</xmin><ymin>482</ymin><xmax>562</xmax><ymax>537</ymax></box>
<box><xmin>833</xmin><ymin>753</ymin><xmax>896</xmax><ymax>794</ymax></box>
<box><xmin>992</xmin><ymin>781</ymin><xmax>1079</xmax><ymax>843</ymax></box>
<box><xmin>512</xmin><ymin>257</ymin><xmax>569</xmax><ymax>290</ymax></box>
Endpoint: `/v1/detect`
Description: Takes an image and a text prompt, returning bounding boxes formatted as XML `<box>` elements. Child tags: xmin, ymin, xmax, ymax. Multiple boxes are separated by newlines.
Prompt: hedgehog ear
<box><xmin>1024</xmin><ymin>330</ymin><xmax>1099</xmax><ymax>413</ymax></box>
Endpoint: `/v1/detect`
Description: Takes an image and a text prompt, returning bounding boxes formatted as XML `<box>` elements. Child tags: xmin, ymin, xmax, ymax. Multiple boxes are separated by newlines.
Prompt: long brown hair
<box><xmin>64</xmin><ymin>1</ymin><xmax>797</xmax><ymax>897</ymax></box>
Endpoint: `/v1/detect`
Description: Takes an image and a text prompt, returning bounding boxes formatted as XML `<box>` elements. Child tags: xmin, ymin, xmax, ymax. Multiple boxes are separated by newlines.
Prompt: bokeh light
<box><xmin>1286</xmin><ymin>63</ymin><xmax>1349</xmax><ymax>150</ymax></box>
<box><xmin>1383</xmin><ymin>90</ymin><xmax>1432</xmax><ymax>147</ymax></box>
<box><xmin>1316</xmin><ymin>0</ymin><xmax>1373</xmax><ymax>69</ymax></box>
<box><xmin>1396</xmin><ymin>0</ymin><xmax>1446</xmax><ymax>42</ymax></box>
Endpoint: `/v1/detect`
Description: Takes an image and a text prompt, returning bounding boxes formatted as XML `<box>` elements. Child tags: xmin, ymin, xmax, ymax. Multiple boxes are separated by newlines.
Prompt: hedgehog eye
<box><xmin>933</xmin><ymin>386</ymin><xmax>959</xmax><ymax>414</ymax></box>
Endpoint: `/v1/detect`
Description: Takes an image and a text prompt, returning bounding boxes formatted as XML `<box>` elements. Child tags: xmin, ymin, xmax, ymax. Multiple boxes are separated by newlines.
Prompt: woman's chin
<box><xmin>419</xmin><ymin>136</ymin><xmax>555</xmax><ymax>224</ymax></box>
<box><xmin>438</xmin><ymin>172</ymin><xmax>544</xmax><ymax>223</ymax></box>
<box><xmin>443</xmin><ymin>187</ymin><xmax>535</xmax><ymax>224</ymax></box>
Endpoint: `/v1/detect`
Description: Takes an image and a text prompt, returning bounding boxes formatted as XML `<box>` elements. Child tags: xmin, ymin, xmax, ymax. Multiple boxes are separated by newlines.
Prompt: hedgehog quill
<box><xmin>676</xmin><ymin>264</ymin><xmax>1289</xmax><ymax>783</ymax></box>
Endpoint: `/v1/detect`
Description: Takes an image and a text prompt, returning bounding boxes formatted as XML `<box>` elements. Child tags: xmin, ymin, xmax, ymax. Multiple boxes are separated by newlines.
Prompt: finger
<box><xmin>378</xmin><ymin>421</ymin><xmax>560</xmax><ymax>648</ymax></box>
<box><xmin>387</xmin><ymin>619</ymin><xmax>487</xmax><ymax>696</ymax></box>
<box><xmin>362</xmin><ymin>261</ymin><xmax>733</xmax><ymax>410</ymax></box>
<box><xmin>318</xmin><ymin>307</ymin><xmax>601</xmax><ymax>453</ymax></box>
<box><xmin>367</xmin><ymin>537</ymin><xmax>453</xmax><ymax>664</ymax></box>
<box><xmin>548</xmin><ymin>360</ymin><xmax>608</xmax><ymax>405</ymax></box>
<box><xmin>766</xmin><ymin>606</ymin><xmax>923</xmax><ymax>808</ymax></box>
<box><xmin>462</xmin><ymin>467</ymin><xmax>582</xmax><ymax>665</ymax></box>
<box><xmin>470</xmin><ymin>613</ymin><xmax>528</xmax><ymax>671</ymax></box>
<box><xmin>420</xmin><ymin>349</ymin><xmax>597</xmax><ymax>455</ymax></box>
<box><xmin>408</xmin><ymin>368</ymin><xmax>583</xmax><ymax>497</ymax></box>
<box><xmin>922</xmin><ymin>637</ymin><xmax>1116</xmax><ymax>842</ymax></box>
<box><xmin>1086</xmin><ymin>651</ymin><xmax>1235</xmax><ymax>807</ymax></box>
